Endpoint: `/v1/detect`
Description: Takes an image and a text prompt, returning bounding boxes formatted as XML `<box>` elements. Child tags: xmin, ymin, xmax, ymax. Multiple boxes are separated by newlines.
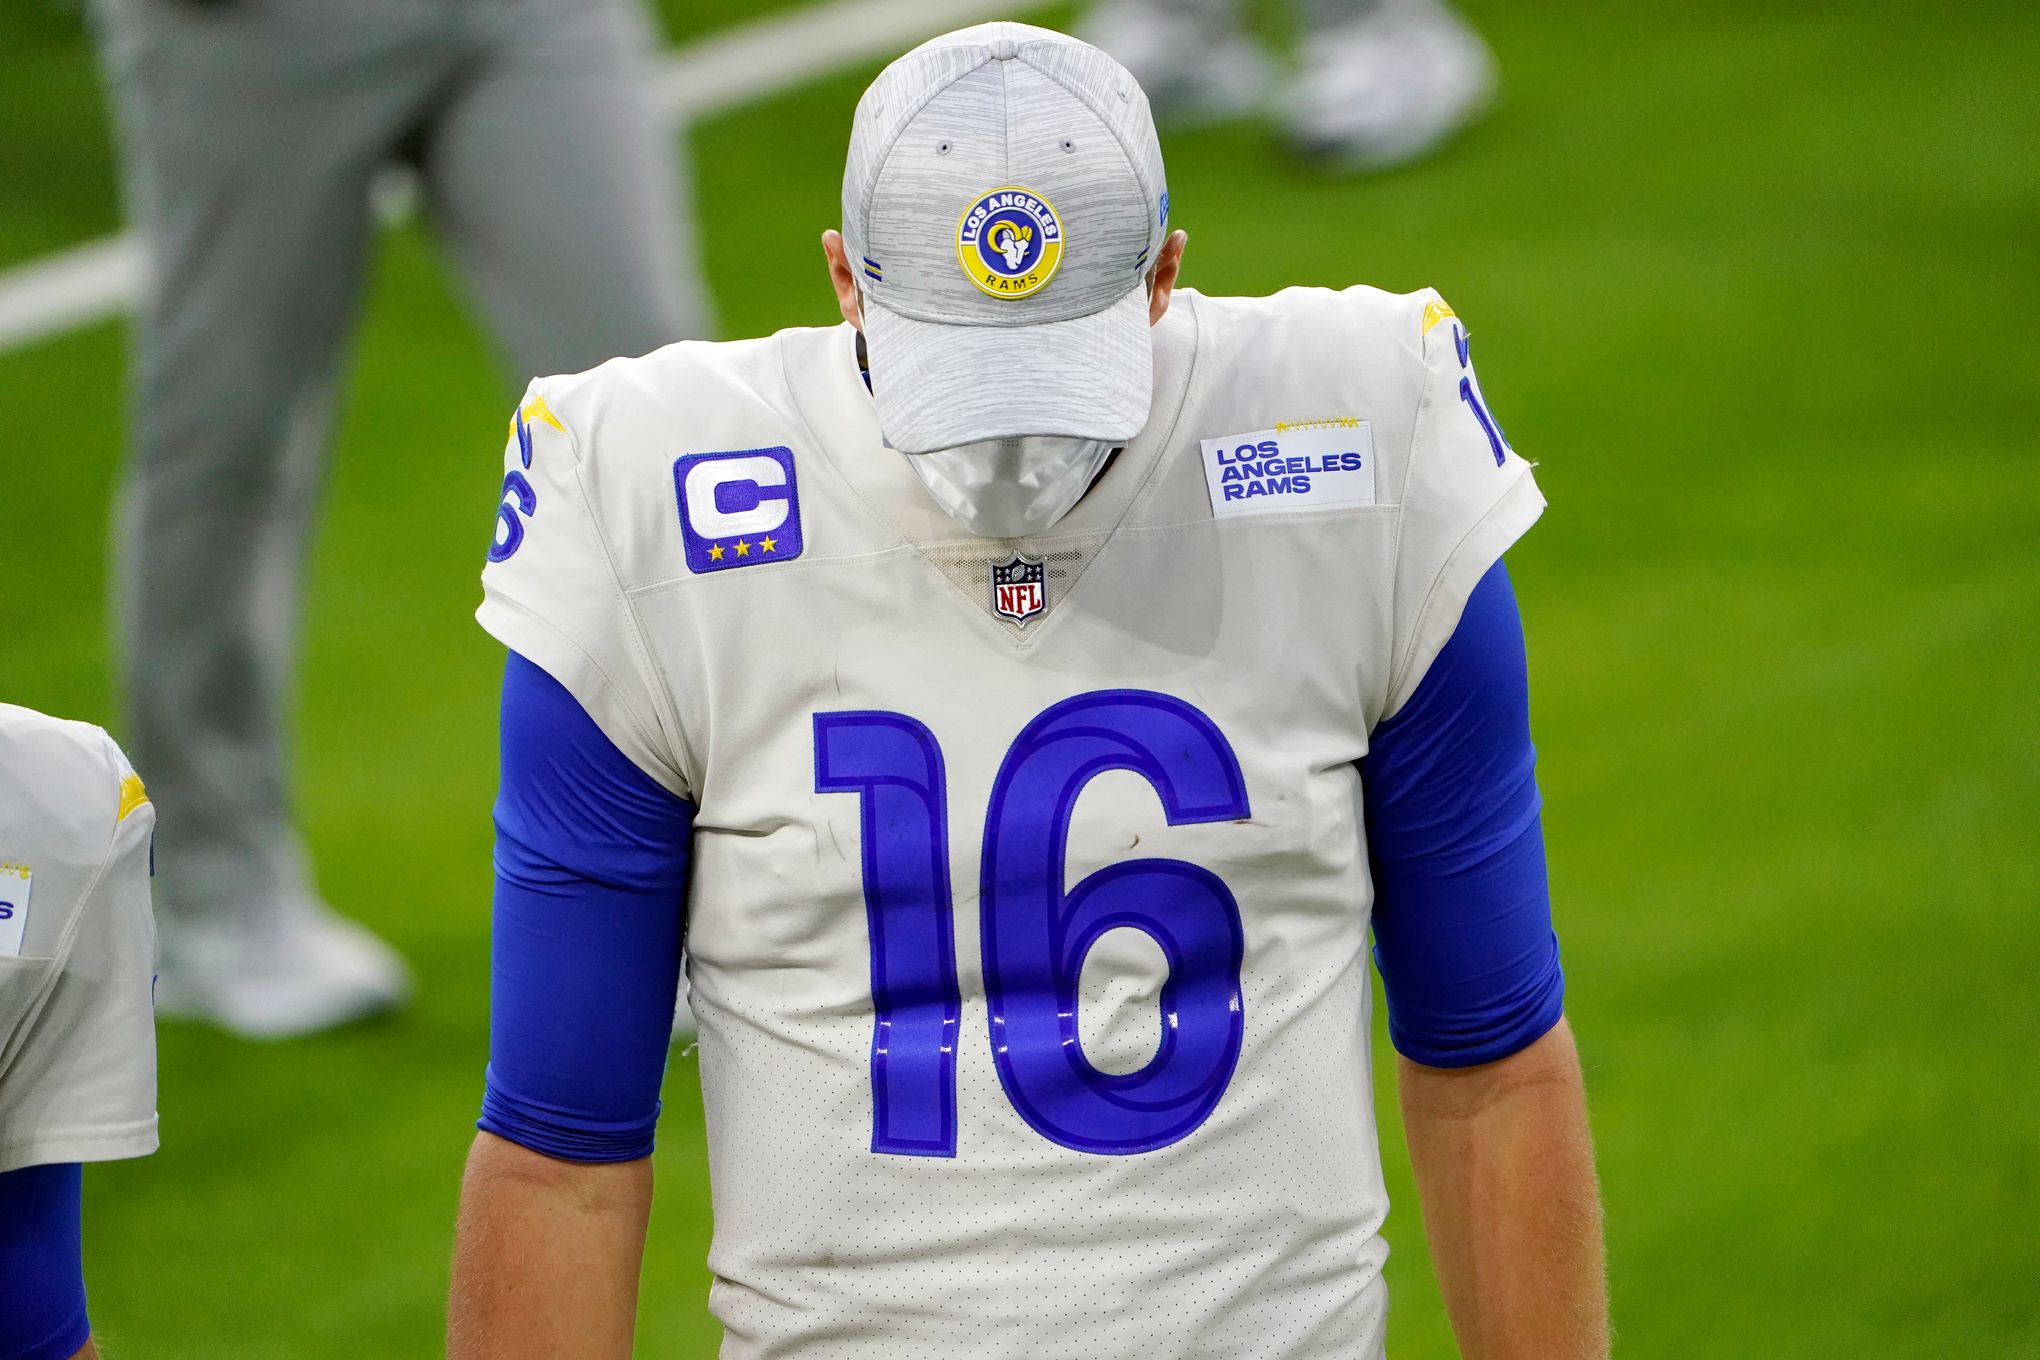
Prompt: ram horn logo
<box><xmin>990</xmin><ymin>223</ymin><xmax>1033</xmax><ymax>271</ymax></box>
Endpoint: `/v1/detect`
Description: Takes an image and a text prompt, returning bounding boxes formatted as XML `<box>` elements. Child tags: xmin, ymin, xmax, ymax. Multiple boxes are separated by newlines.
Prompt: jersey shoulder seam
<box><xmin>1384</xmin><ymin>465</ymin><xmax>1540</xmax><ymax>710</ymax></box>
<box><xmin>29</xmin><ymin>730</ymin><xmax>139</xmax><ymax>987</ymax></box>
<box><xmin>1388</xmin><ymin>287</ymin><xmax>1445</xmax><ymax>655</ymax></box>
<box><xmin>478</xmin><ymin>589</ymin><xmax>682</xmax><ymax>793</ymax></box>
<box><xmin>539</xmin><ymin>384</ymin><xmax>695</xmax><ymax>792</ymax></box>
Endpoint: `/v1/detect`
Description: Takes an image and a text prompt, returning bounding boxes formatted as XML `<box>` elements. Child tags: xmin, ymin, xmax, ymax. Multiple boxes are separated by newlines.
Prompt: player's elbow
<box><xmin>1397</xmin><ymin>1014</ymin><xmax>1584</xmax><ymax>1116</ymax></box>
<box><xmin>464</xmin><ymin>1131</ymin><xmax>651</xmax><ymax>1215</ymax></box>
<box><xmin>467</xmin><ymin>1128</ymin><xmax>586</xmax><ymax>1182</ymax></box>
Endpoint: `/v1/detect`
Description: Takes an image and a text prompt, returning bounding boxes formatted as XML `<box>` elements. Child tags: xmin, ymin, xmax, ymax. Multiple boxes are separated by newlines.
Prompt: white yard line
<box><xmin>0</xmin><ymin>0</ymin><xmax>1051</xmax><ymax>354</ymax></box>
<box><xmin>653</xmin><ymin>0</ymin><xmax>1050</xmax><ymax>118</ymax></box>
<box><xmin>0</xmin><ymin>234</ymin><xmax>140</xmax><ymax>353</ymax></box>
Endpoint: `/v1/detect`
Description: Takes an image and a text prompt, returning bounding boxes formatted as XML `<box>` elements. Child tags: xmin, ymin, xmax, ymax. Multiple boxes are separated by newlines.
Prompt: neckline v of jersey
<box><xmin>782</xmin><ymin>303</ymin><xmax>1203</xmax><ymax>552</ymax></box>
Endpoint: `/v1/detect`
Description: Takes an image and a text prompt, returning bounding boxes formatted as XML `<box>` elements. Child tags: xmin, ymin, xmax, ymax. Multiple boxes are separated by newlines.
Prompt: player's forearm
<box><xmin>1398</xmin><ymin>1017</ymin><xmax>1608</xmax><ymax>1360</ymax></box>
<box><xmin>448</xmin><ymin>1132</ymin><xmax>653</xmax><ymax>1360</ymax></box>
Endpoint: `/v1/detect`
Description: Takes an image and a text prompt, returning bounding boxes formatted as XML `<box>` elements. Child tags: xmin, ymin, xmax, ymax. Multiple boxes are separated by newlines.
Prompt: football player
<box><xmin>449</xmin><ymin>22</ymin><xmax>1605</xmax><ymax>1360</ymax></box>
<box><xmin>0</xmin><ymin>707</ymin><xmax>160</xmax><ymax>1360</ymax></box>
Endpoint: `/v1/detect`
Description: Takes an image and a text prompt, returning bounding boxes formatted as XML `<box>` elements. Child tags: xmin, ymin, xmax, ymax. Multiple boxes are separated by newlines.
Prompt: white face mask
<box><xmin>903</xmin><ymin>435</ymin><xmax>1116</xmax><ymax>539</ymax></box>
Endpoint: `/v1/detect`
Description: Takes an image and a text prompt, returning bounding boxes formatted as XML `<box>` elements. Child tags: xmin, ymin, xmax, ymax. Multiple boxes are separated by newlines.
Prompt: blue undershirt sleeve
<box><xmin>1362</xmin><ymin>560</ymin><xmax>1565</xmax><ymax>1069</ymax></box>
<box><xmin>0</xmin><ymin>1162</ymin><xmax>90</xmax><ymax>1360</ymax></box>
<box><xmin>480</xmin><ymin>652</ymin><xmax>695</xmax><ymax>1163</ymax></box>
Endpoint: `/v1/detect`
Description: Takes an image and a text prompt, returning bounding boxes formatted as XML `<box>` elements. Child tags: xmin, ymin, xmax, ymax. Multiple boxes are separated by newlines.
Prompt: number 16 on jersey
<box><xmin>815</xmin><ymin>690</ymin><xmax>1250</xmax><ymax>1159</ymax></box>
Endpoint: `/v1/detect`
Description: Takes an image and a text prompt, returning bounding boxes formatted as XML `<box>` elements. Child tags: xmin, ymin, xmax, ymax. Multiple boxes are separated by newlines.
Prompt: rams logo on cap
<box><xmin>957</xmin><ymin>186</ymin><xmax>1064</xmax><ymax>300</ymax></box>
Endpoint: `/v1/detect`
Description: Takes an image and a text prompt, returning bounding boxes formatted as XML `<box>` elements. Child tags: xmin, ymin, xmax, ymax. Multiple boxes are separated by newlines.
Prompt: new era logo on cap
<box><xmin>674</xmin><ymin>447</ymin><xmax>805</xmax><ymax>574</ymax></box>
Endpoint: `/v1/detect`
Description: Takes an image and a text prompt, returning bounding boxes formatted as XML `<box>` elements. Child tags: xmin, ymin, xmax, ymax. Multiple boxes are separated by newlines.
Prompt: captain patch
<box><xmin>1200</xmin><ymin>422</ymin><xmax>1377</xmax><ymax>519</ymax></box>
<box><xmin>674</xmin><ymin>446</ymin><xmax>805</xmax><ymax>574</ymax></box>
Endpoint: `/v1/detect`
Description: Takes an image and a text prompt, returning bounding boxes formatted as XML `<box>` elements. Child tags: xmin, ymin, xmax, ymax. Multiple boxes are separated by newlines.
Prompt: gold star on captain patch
<box><xmin>708</xmin><ymin>543</ymin><xmax>725</xmax><ymax>561</ymax></box>
<box><xmin>734</xmin><ymin>540</ymin><xmax>751</xmax><ymax>557</ymax></box>
<box><xmin>760</xmin><ymin>536</ymin><xmax>777</xmax><ymax>554</ymax></box>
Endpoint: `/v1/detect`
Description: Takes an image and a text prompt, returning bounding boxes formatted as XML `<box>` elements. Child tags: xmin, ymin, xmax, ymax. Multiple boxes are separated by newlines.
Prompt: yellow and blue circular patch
<box><xmin>956</xmin><ymin>186</ymin><xmax>1064</xmax><ymax>300</ymax></box>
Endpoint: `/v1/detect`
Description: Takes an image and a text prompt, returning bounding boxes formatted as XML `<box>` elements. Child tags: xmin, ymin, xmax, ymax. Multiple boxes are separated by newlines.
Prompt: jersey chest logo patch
<box><xmin>674</xmin><ymin>447</ymin><xmax>805</xmax><ymax>573</ymax></box>
<box><xmin>991</xmin><ymin>553</ymin><xmax>1046</xmax><ymax>625</ymax></box>
<box><xmin>0</xmin><ymin>862</ymin><xmax>31</xmax><ymax>957</ymax></box>
<box><xmin>1199</xmin><ymin>421</ymin><xmax>1377</xmax><ymax>520</ymax></box>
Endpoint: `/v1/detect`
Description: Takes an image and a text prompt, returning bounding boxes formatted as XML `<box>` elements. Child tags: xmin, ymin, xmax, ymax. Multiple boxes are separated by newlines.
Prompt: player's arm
<box><xmin>1363</xmin><ymin>561</ymin><xmax>1609</xmax><ymax>1360</ymax></box>
<box><xmin>1399</xmin><ymin>1020</ymin><xmax>1602</xmax><ymax>1360</ymax></box>
<box><xmin>0</xmin><ymin>1163</ymin><xmax>97</xmax><ymax>1360</ymax></box>
<box><xmin>451</xmin><ymin>1135</ymin><xmax>651</xmax><ymax>1360</ymax></box>
<box><xmin>448</xmin><ymin>653</ymin><xmax>694</xmax><ymax>1360</ymax></box>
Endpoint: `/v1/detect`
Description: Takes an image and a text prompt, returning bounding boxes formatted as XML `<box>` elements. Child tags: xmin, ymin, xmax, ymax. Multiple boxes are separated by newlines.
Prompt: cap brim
<box><xmin>862</xmin><ymin>285</ymin><xmax>1154</xmax><ymax>455</ymax></box>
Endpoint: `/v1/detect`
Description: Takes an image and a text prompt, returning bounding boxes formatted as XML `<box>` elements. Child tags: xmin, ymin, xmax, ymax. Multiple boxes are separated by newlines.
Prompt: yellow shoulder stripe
<box><xmin>523</xmin><ymin>394</ymin><xmax>566</xmax><ymax>433</ymax></box>
<box><xmin>1421</xmin><ymin>297</ymin><xmax>1457</xmax><ymax>336</ymax></box>
<box><xmin>116</xmin><ymin>771</ymin><xmax>150</xmax><ymax>821</ymax></box>
<box><xmin>503</xmin><ymin>393</ymin><xmax>569</xmax><ymax>442</ymax></box>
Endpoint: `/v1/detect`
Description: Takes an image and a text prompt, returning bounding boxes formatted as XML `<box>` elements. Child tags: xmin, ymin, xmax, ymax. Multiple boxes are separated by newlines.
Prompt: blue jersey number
<box><xmin>489</xmin><ymin>413</ymin><xmax>538</xmax><ymax>563</ymax></box>
<box><xmin>815</xmin><ymin>691</ymin><xmax>1249</xmax><ymax>1157</ymax></box>
<box><xmin>1453</xmin><ymin>323</ymin><xmax>1510</xmax><ymax>466</ymax></box>
<box><xmin>812</xmin><ymin>712</ymin><xmax>962</xmax><ymax>1157</ymax></box>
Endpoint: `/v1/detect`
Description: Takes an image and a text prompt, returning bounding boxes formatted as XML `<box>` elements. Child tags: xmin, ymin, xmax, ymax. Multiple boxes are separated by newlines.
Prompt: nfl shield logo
<box><xmin>991</xmin><ymin>553</ymin><xmax>1046</xmax><ymax>624</ymax></box>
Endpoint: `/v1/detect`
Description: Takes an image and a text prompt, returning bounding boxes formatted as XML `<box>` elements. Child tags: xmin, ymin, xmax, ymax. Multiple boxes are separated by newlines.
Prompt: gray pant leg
<box><xmin>426</xmin><ymin>0</ymin><xmax>710</xmax><ymax>377</ymax></box>
<box><xmin>1155</xmin><ymin>0</ymin><xmax>1238</xmax><ymax>22</ymax></box>
<box><xmin>1299</xmin><ymin>0</ymin><xmax>1394</xmax><ymax>30</ymax></box>
<box><xmin>94</xmin><ymin>0</ymin><xmax>445</xmax><ymax>928</ymax></box>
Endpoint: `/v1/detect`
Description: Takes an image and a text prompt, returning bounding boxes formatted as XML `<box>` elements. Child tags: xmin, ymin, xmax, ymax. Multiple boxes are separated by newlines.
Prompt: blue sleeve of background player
<box><xmin>479</xmin><ymin>652</ymin><xmax>694</xmax><ymax>1163</ymax></box>
<box><xmin>1362</xmin><ymin>560</ymin><xmax>1566</xmax><ymax>1069</ymax></box>
<box><xmin>0</xmin><ymin>1162</ymin><xmax>90</xmax><ymax>1360</ymax></box>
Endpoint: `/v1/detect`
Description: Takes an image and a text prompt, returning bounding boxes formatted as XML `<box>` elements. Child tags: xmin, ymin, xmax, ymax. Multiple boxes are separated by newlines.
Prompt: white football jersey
<box><xmin>0</xmin><ymin>705</ymin><xmax>159</xmax><ymax>1174</ymax></box>
<box><xmin>478</xmin><ymin>284</ymin><xmax>1542</xmax><ymax>1359</ymax></box>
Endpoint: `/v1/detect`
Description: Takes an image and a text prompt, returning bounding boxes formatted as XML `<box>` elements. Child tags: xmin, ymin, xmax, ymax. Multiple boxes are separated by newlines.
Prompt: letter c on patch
<box><xmin>684</xmin><ymin>455</ymin><xmax>790</xmax><ymax>539</ymax></box>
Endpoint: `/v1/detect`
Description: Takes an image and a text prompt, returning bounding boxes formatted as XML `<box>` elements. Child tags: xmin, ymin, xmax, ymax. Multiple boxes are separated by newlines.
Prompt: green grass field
<box><xmin>3</xmin><ymin>0</ymin><xmax>2036</xmax><ymax>1354</ymax></box>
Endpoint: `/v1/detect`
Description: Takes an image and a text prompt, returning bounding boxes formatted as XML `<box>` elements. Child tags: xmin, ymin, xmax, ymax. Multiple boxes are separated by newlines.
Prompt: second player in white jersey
<box><xmin>0</xmin><ymin>705</ymin><xmax>160</xmax><ymax>1358</ymax></box>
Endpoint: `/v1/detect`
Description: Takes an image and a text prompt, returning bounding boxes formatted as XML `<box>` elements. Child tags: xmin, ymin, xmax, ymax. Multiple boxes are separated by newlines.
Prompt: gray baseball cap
<box><xmin>842</xmin><ymin>22</ymin><xmax>1170</xmax><ymax>455</ymax></box>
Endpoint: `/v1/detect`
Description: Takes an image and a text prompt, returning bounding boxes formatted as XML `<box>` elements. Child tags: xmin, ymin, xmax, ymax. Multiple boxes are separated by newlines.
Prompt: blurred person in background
<box><xmin>86</xmin><ymin>0</ymin><xmax>711</xmax><ymax>1038</ymax></box>
<box><xmin>1081</xmin><ymin>0</ymin><xmax>1495</xmax><ymax>169</ymax></box>
<box><xmin>1</xmin><ymin>707</ymin><xmax>160</xmax><ymax>1360</ymax></box>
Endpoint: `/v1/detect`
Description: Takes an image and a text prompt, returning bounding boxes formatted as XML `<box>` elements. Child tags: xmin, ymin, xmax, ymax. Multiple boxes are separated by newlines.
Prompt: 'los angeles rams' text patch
<box><xmin>1199</xmin><ymin>422</ymin><xmax>1377</xmax><ymax>519</ymax></box>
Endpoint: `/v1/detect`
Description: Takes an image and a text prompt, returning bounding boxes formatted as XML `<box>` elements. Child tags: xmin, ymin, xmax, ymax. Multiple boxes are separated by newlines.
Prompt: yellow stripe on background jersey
<box><xmin>116</xmin><ymin>772</ymin><xmax>149</xmax><ymax>821</ymax></box>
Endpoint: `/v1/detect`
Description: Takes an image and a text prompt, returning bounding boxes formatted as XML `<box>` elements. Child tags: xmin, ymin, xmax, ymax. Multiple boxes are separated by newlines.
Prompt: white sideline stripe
<box><xmin>0</xmin><ymin>235</ymin><xmax>141</xmax><ymax>352</ymax></box>
<box><xmin>653</xmin><ymin>0</ymin><xmax>1049</xmax><ymax>119</ymax></box>
<box><xmin>0</xmin><ymin>0</ymin><xmax>1050</xmax><ymax>355</ymax></box>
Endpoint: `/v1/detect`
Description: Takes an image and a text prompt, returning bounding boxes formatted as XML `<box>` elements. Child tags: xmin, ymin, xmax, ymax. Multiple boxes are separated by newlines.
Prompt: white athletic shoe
<box><xmin>1281</xmin><ymin>0</ymin><xmax>1498</xmax><ymax>171</ymax></box>
<box><xmin>154</xmin><ymin>900</ymin><xmax>412</xmax><ymax>1040</ymax></box>
<box><xmin>1078</xmin><ymin>0</ymin><xmax>1273</xmax><ymax>127</ymax></box>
